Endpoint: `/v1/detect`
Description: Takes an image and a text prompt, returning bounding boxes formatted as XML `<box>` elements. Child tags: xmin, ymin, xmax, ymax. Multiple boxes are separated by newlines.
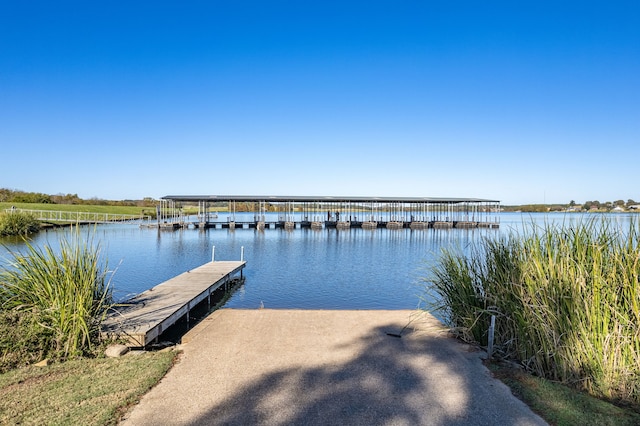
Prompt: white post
<box><xmin>241</xmin><ymin>246</ymin><xmax>244</xmax><ymax>261</ymax></box>
<box><xmin>488</xmin><ymin>315</ymin><xmax>496</xmax><ymax>358</ymax></box>
<box><xmin>212</xmin><ymin>246</ymin><xmax>215</xmax><ymax>262</ymax></box>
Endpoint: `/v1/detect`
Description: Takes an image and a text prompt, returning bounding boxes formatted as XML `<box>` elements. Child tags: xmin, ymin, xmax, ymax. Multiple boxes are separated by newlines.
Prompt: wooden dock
<box><xmin>101</xmin><ymin>260</ymin><xmax>246</xmax><ymax>347</ymax></box>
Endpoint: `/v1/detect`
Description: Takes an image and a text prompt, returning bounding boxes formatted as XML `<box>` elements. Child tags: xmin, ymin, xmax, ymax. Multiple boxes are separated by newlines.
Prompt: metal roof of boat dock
<box><xmin>162</xmin><ymin>195</ymin><xmax>500</xmax><ymax>203</ymax></box>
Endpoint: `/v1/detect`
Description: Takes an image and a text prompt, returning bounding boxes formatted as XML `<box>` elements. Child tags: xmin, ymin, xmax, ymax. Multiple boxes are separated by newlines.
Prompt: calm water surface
<box><xmin>0</xmin><ymin>213</ymin><xmax>635</xmax><ymax>311</ymax></box>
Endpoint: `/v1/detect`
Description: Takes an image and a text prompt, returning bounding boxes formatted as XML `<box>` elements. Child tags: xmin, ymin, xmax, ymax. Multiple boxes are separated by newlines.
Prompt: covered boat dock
<box><xmin>154</xmin><ymin>195</ymin><xmax>500</xmax><ymax>230</ymax></box>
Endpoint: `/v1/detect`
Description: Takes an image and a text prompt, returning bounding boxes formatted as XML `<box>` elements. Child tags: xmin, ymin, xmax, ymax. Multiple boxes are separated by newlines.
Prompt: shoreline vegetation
<box><xmin>0</xmin><ymin>233</ymin><xmax>113</xmax><ymax>369</ymax></box>
<box><xmin>0</xmin><ymin>210</ymin><xmax>40</xmax><ymax>236</ymax></box>
<box><xmin>0</xmin><ymin>231</ymin><xmax>180</xmax><ymax>425</ymax></box>
<box><xmin>424</xmin><ymin>216</ymin><xmax>640</xmax><ymax>413</ymax></box>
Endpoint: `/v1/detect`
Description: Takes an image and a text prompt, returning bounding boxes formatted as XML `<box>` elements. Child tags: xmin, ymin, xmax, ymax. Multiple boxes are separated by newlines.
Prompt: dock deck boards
<box><xmin>101</xmin><ymin>260</ymin><xmax>246</xmax><ymax>347</ymax></box>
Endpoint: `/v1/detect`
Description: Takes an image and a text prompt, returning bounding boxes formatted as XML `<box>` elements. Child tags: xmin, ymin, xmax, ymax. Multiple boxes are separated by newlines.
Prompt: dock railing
<box><xmin>4</xmin><ymin>208</ymin><xmax>148</xmax><ymax>224</ymax></box>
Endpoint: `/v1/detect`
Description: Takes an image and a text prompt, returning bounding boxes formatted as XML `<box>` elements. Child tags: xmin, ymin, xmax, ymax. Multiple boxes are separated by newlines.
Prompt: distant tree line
<box><xmin>0</xmin><ymin>189</ymin><xmax>52</xmax><ymax>204</ymax></box>
<box><xmin>0</xmin><ymin>188</ymin><xmax>157</xmax><ymax>207</ymax></box>
<box><xmin>3</xmin><ymin>189</ymin><xmax>639</xmax><ymax>213</ymax></box>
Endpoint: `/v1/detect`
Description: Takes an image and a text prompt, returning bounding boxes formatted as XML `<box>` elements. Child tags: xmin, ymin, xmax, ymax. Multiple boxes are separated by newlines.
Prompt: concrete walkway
<box><xmin>120</xmin><ymin>309</ymin><xmax>547</xmax><ymax>426</ymax></box>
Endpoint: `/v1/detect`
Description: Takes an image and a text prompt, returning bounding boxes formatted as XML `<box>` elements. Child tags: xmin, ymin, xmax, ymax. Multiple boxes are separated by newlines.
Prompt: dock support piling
<box><xmin>212</xmin><ymin>246</ymin><xmax>215</xmax><ymax>262</ymax></box>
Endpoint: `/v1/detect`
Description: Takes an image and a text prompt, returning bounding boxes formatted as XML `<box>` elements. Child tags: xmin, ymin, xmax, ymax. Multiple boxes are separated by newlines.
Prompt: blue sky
<box><xmin>1</xmin><ymin>1</ymin><xmax>638</xmax><ymax>205</ymax></box>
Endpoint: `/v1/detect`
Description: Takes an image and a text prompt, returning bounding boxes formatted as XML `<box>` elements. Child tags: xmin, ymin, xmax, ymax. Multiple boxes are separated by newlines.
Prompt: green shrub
<box><xmin>425</xmin><ymin>217</ymin><xmax>640</xmax><ymax>406</ymax></box>
<box><xmin>0</xmin><ymin>210</ymin><xmax>40</xmax><ymax>236</ymax></box>
<box><xmin>0</xmin><ymin>310</ymin><xmax>53</xmax><ymax>373</ymax></box>
<box><xmin>0</xmin><ymin>234</ymin><xmax>112</xmax><ymax>361</ymax></box>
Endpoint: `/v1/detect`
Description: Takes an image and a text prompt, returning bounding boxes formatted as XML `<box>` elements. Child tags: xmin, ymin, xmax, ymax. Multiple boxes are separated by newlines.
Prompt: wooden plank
<box><xmin>101</xmin><ymin>261</ymin><xmax>246</xmax><ymax>347</ymax></box>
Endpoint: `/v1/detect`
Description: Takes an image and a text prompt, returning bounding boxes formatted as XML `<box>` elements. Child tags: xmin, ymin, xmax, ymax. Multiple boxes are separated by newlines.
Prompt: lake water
<box><xmin>0</xmin><ymin>212</ymin><xmax>636</xmax><ymax>313</ymax></box>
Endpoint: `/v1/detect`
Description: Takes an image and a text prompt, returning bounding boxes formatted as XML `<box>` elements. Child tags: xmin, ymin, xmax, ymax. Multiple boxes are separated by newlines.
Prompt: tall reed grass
<box><xmin>0</xmin><ymin>210</ymin><xmax>40</xmax><ymax>236</ymax></box>
<box><xmin>0</xmin><ymin>232</ymin><xmax>112</xmax><ymax>360</ymax></box>
<box><xmin>425</xmin><ymin>217</ymin><xmax>640</xmax><ymax>406</ymax></box>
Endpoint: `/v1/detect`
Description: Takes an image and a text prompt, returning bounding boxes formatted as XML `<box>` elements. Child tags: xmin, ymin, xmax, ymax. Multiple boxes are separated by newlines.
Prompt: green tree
<box><xmin>51</xmin><ymin>193</ymin><xmax>82</xmax><ymax>205</ymax></box>
<box><xmin>0</xmin><ymin>189</ymin><xmax>11</xmax><ymax>202</ymax></box>
<box><xmin>10</xmin><ymin>191</ymin><xmax>52</xmax><ymax>204</ymax></box>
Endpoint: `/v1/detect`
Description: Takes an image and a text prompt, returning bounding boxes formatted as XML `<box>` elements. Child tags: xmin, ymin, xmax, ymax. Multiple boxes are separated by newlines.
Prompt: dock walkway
<box><xmin>5</xmin><ymin>208</ymin><xmax>147</xmax><ymax>224</ymax></box>
<box><xmin>101</xmin><ymin>261</ymin><xmax>246</xmax><ymax>347</ymax></box>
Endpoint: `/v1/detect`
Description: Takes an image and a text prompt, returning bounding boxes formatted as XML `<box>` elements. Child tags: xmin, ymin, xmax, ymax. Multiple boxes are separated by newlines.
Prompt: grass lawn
<box><xmin>490</xmin><ymin>361</ymin><xmax>640</xmax><ymax>426</ymax></box>
<box><xmin>0</xmin><ymin>350</ymin><xmax>177</xmax><ymax>426</ymax></box>
<box><xmin>0</xmin><ymin>202</ymin><xmax>152</xmax><ymax>216</ymax></box>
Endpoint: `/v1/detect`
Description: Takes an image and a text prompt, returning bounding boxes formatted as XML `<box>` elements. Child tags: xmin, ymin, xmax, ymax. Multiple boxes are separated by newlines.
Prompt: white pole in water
<box><xmin>241</xmin><ymin>246</ymin><xmax>244</xmax><ymax>261</ymax></box>
<box><xmin>212</xmin><ymin>246</ymin><xmax>215</xmax><ymax>262</ymax></box>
